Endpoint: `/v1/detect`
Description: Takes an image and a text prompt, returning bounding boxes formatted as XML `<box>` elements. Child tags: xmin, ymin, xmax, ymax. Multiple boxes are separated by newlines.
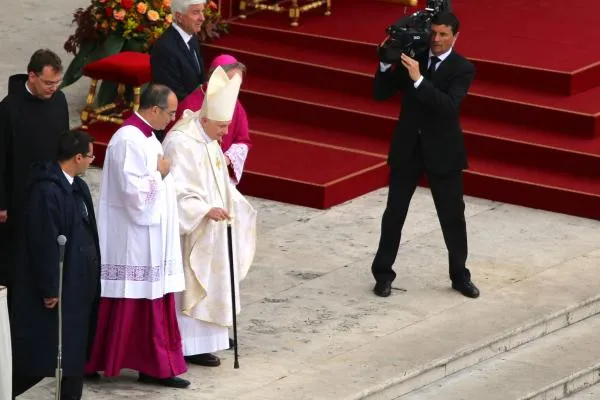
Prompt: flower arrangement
<box><xmin>62</xmin><ymin>0</ymin><xmax>227</xmax><ymax>89</ymax></box>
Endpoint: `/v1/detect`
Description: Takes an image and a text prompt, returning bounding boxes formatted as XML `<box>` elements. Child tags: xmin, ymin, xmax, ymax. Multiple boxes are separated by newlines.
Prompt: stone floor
<box><xmin>3</xmin><ymin>1</ymin><xmax>600</xmax><ymax>399</ymax></box>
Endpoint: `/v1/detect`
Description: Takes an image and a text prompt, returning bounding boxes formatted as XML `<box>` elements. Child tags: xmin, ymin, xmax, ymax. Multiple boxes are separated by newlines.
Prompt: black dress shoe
<box><xmin>84</xmin><ymin>372</ymin><xmax>101</xmax><ymax>380</ymax></box>
<box><xmin>452</xmin><ymin>280</ymin><xmax>480</xmax><ymax>298</ymax></box>
<box><xmin>138</xmin><ymin>373</ymin><xmax>191</xmax><ymax>388</ymax></box>
<box><xmin>185</xmin><ymin>353</ymin><xmax>221</xmax><ymax>367</ymax></box>
<box><xmin>373</xmin><ymin>281</ymin><xmax>392</xmax><ymax>297</ymax></box>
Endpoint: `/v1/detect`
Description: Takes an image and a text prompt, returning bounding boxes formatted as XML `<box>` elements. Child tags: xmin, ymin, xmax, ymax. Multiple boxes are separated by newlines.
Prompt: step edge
<box><xmin>465</xmin><ymin>130</ymin><xmax>600</xmax><ymax>159</ymax></box>
<box><xmin>205</xmin><ymin>44</ymin><xmax>599</xmax><ymax>115</ymax></box>
<box><xmin>465</xmin><ymin>169</ymin><xmax>600</xmax><ymax>197</ymax></box>
<box><xmin>249</xmin><ymin>112</ymin><xmax>600</xmax><ymax>159</ymax></box>
<box><xmin>239</xmin><ymin>79</ymin><xmax>599</xmax><ymax>119</ymax></box>
<box><xmin>229</xmin><ymin>21</ymin><xmax>376</xmax><ymax>47</ymax></box>
<box><xmin>517</xmin><ymin>361</ymin><xmax>600</xmax><ymax>400</ymax></box>
<box><xmin>214</xmin><ymin>26</ymin><xmax>592</xmax><ymax>76</ymax></box>
<box><xmin>354</xmin><ymin>294</ymin><xmax>600</xmax><ymax>400</ymax></box>
<box><xmin>204</xmin><ymin>42</ymin><xmax>374</xmax><ymax>77</ymax></box>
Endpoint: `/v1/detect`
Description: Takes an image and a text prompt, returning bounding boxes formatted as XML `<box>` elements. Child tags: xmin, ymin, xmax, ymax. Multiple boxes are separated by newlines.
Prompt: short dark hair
<box><xmin>139</xmin><ymin>83</ymin><xmax>173</xmax><ymax>110</ymax></box>
<box><xmin>27</xmin><ymin>49</ymin><xmax>63</xmax><ymax>74</ymax></box>
<box><xmin>57</xmin><ymin>130</ymin><xmax>95</xmax><ymax>162</ymax></box>
<box><xmin>432</xmin><ymin>12</ymin><xmax>460</xmax><ymax>35</ymax></box>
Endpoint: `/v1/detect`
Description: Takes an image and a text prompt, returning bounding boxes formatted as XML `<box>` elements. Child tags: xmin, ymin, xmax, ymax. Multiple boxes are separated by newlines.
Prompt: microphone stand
<box><xmin>55</xmin><ymin>235</ymin><xmax>67</xmax><ymax>400</ymax></box>
<box><xmin>226</xmin><ymin>223</ymin><xmax>240</xmax><ymax>368</ymax></box>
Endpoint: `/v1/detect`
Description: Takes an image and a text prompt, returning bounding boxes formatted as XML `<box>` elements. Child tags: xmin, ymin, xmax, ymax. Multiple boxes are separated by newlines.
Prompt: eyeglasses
<box><xmin>83</xmin><ymin>154</ymin><xmax>95</xmax><ymax>160</ymax></box>
<box><xmin>36</xmin><ymin>75</ymin><xmax>62</xmax><ymax>88</ymax></box>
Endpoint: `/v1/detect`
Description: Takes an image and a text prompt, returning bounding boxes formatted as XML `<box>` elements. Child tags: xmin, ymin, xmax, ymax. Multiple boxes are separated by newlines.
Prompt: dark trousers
<box><xmin>371</xmin><ymin>145</ymin><xmax>470</xmax><ymax>284</ymax></box>
<box><xmin>12</xmin><ymin>375</ymin><xmax>83</xmax><ymax>399</ymax></box>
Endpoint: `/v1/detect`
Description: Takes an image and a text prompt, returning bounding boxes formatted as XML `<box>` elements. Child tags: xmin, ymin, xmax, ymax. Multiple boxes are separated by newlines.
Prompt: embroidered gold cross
<box><xmin>216</xmin><ymin>157</ymin><xmax>222</xmax><ymax>169</ymax></box>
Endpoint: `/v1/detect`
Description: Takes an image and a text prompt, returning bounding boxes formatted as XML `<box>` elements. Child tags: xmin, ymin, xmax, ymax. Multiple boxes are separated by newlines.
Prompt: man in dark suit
<box><xmin>150</xmin><ymin>0</ymin><xmax>206</xmax><ymax>102</ymax></box>
<box><xmin>371</xmin><ymin>12</ymin><xmax>480</xmax><ymax>299</ymax></box>
<box><xmin>11</xmin><ymin>130</ymin><xmax>100</xmax><ymax>399</ymax></box>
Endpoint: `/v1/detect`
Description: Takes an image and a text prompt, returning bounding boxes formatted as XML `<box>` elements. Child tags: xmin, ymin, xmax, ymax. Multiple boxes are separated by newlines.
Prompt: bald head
<box><xmin>139</xmin><ymin>83</ymin><xmax>173</xmax><ymax>110</ymax></box>
<box><xmin>138</xmin><ymin>84</ymin><xmax>178</xmax><ymax>131</ymax></box>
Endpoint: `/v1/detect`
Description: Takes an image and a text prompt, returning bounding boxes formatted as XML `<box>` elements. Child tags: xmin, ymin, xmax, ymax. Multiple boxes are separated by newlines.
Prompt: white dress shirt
<box><xmin>172</xmin><ymin>22</ymin><xmax>193</xmax><ymax>48</ymax></box>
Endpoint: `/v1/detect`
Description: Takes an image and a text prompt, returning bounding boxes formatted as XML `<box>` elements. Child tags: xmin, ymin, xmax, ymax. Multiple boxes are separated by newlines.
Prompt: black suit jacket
<box><xmin>374</xmin><ymin>50</ymin><xmax>475</xmax><ymax>175</ymax></box>
<box><xmin>150</xmin><ymin>26</ymin><xmax>205</xmax><ymax>100</ymax></box>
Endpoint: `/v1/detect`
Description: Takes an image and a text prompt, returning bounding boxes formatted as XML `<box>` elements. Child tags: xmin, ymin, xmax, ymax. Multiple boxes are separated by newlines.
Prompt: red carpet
<box><xmin>85</xmin><ymin>0</ymin><xmax>600</xmax><ymax>218</ymax></box>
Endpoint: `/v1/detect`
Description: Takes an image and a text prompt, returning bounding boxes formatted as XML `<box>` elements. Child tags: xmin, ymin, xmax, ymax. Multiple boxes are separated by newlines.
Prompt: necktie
<box><xmin>188</xmin><ymin>39</ymin><xmax>201</xmax><ymax>74</ymax></box>
<box><xmin>426</xmin><ymin>56</ymin><xmax>441</xmax><ymax>79</ymax></box>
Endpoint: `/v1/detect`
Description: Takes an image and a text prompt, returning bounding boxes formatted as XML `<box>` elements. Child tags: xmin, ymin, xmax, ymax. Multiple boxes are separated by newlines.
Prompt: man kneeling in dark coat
<box><xmin>10</xmin><ymin>130</ymin><xmax>100</xmax><ymax>400</ymax></box>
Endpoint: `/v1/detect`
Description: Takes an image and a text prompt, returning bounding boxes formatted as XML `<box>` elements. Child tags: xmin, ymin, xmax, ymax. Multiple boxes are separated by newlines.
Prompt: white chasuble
<box><xmin>163</xmin><ymin>113</ymin><xmax>256</xmax><ymax>330</ymax></box>
<box><xmin>98</xmin><ymin>122</ymin><xmax>185</xmax><ymax>300</ymax></box>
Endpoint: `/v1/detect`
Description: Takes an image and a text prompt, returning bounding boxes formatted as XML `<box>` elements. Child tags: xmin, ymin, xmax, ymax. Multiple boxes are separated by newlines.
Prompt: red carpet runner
<box><xmin>89</xmin><ymin>0</ymin><xmax>600</xmax><ymax>218</ymax></box>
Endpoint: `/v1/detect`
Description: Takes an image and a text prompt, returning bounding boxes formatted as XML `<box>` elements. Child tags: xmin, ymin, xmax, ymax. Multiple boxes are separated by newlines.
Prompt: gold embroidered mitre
<box><xmin>205</xmin><ymin>66</ymin><xmax>242</xmax><ymax>122</ymax></box>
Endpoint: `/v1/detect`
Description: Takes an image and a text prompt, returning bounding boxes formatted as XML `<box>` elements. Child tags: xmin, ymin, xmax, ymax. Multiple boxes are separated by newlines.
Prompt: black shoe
<box><xmin>452</xmin><ymin>280</ymin><xmax>480</xmax><ymax>298</ymax></box>
<box><xmin>373</xmin><ymin>281</ymin><xmax>392</xmax><ymax>297</ymax></box>
<box><xmin>84</xmin><ymin>372</ymin><xmax>101</xmax><ymax>380</ymax></box>
<box><xmin>138</xmin><ymin>373</ymin><xmax>191</xmax><ymax>388</ymax></box>
<box><xmin>185</xmin><ymin>353</ymin><xmax>221</xmax><ymax>367</ymax></box>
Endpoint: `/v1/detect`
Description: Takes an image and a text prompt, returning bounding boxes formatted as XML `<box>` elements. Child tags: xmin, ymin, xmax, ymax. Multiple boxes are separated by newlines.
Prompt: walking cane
<box><xmin>55</xmin><ymin>235</ymin><xmax>67</xmax><ymax>400</ymax></box>
<box><xmin>226</xmin><ymin>223</ymin><xmax>240</xmax><ymax>369</ymax></box>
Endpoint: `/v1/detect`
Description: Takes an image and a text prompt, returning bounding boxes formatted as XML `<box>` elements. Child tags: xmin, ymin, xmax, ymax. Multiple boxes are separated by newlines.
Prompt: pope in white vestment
<box><xmin>85</xmin><ymin>85</ymin><xmax>191</xmax><ymax>388</ymax></box>
<box><xmin>163</xmin><ymin>66</ymin><xmax>257</xmax><ymax>364</ymax></box>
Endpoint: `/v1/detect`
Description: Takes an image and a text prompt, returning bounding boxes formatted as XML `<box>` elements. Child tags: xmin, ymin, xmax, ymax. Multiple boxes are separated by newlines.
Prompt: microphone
<box><xmin>57</xmin><ymin>235</ymin><xmax>67</xmax><ymax>262</ymax></box>
<box><xmin>55</xmin><ymin>234</ymin><xmax>67</xmax><ymax>400</ymax></box>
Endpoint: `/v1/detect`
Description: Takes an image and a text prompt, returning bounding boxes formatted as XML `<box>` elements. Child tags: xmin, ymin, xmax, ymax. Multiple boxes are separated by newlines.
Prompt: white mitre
<box><xmin>205</xmin><ymin>66</ymin><xmax>242</xmax><ymax>122</ymax></box>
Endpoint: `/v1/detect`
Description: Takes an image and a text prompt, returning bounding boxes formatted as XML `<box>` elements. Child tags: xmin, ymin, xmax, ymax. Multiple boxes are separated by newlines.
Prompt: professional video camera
<box><xmin>377</xmin><ymin>0</ymin><xmax>451</xmax><ymax>63</ymax></box>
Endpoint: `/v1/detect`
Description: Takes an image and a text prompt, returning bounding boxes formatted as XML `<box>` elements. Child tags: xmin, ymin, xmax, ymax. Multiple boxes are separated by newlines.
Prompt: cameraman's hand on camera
<box><xmin>401</xmin><ymin>53</ymin><xmax>422</xmax><ymax>82</ymax></box>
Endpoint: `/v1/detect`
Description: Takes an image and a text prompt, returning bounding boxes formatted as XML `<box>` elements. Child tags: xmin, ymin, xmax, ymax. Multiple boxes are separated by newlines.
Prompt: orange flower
<box><xmin>165</xmin><ymin>13</ymin><xmax>173</xmax><ymax>23</ymax></box>
<box><xmin>113</xmin><ymin>9</ymin><xmax>127</xmax><ymax>20</ymax></box>
<box><xmin>162</xmin><ymin>0</ymin><xmax>171</xmax><ymax>7</ymax></box>
<box><xmin>208</xmin><ymin>1</ymin><xmax>217</xmax><ymax>10</ymax></box>
<box><xmin>147</xmin><ymin>9</ymin><xmax>159</xmax><ymax>21</ymax></box>
<box><xmin>136</xmin><ymin>2</ymin><xmax>147</xmax><ymax>14</ymax></box>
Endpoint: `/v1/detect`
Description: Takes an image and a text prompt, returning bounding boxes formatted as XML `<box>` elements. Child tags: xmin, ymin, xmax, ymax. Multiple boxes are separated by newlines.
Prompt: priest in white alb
<box><xmin>163</xmin><ymin>66</ymin><xmax>257</xmax><ymax>367</ymax></box>
<box><xmin>84</xmin><ymin>84</ymin><xmax>191</xmax><ymax>389</ymax></box>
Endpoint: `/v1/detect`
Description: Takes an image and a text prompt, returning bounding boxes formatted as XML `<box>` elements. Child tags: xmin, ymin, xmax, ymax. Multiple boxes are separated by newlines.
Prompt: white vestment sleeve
<box><xmin>224</xmin><ymin>143</ymin><xmax>248</xmax><ymax>184</ymax></box>
<box><xmin>113</xmin><ymin>139</ymin><xmax>165</xmax><ymax>226</ymax></box>
<box><xmin>164</xmin><ymin>134</ymin><xmax>212</xmax><ymax>235</ymax></box>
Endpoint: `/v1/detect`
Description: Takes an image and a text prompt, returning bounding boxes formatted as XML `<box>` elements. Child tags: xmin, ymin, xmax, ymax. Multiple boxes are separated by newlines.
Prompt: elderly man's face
<box><xmin>202</xmin><ymin>117</ymin><xmax>231</xmax><ymax>141</ymax></box>
<box><xmin>177</xmin><ymin>4</ymin><xmax>205</xmax><ymax>34</ymax></box>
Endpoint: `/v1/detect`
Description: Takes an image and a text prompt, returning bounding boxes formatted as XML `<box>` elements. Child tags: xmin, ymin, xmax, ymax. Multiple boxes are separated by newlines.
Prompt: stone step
<box><xmin>567</xmin><ymin>382</ymin><xmax>600</xmax><ymax>399</ymax></box>
<box><xmin>231</xmin><ymin>247</ymin><xmax>600</xmax><ymax>400</ymax></box>
<box><xmin>397</xmin><ymin>314</ymin><xmax>600</xmax><ymax>400</ymax></box>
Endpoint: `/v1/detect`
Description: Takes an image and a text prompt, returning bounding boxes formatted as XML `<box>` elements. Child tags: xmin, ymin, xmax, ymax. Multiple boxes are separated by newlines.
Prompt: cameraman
<box><xmin>371</xmin><ymin>12</ymin><xmax>479</xmax><ymax>299</ymax></box>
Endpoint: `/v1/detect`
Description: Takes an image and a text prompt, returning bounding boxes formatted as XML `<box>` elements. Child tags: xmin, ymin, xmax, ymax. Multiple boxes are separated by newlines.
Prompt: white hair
<box><xmin>171</xmin><ymin>0</ymin><xmax>206</xmax><ymax>14</ymax></box>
